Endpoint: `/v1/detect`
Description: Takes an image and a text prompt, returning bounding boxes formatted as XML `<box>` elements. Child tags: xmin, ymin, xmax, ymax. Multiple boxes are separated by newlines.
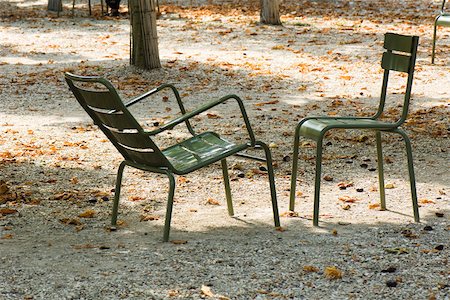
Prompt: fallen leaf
<box><xmin>201</xmin><ymin>285</ymin><xmax>215</xmax><ymax>297</ymax></box>
<box><xmin>78</xmin><ymin>209</ymin><xmax>96</xmax><ymax>218</ymax></box>
<box><xmin>171</xmin><ymin>240</ymin><xmax>188</xmax><ymax>245</ymax></box>
<box><xmin>303</xmin><ymin>265</ymin><xmax>319</xmax><ymax>273</ymax></box>
<box><xmin>1</xmin><ymin>234</ymin><xmax>13</xmax><ymax>239</ymax></box>
<box><xmin>0</xmin><ymin>208</ymin><xmax>18</xmax><ymax>215</ymax></box>
<box><xmin>385</xmin><ymin>247</ymin><xmax>409</xmax><ymax>254</ymax></box>
<box><xmin>368</xmin><ymin>203</ymin><xmax>381</xmax><ymax>210</ymax></box>
<box><xmin>206</xmin><ymin>198</ymin><xmax>220</xmax><ymax>205</ymax></box>
<box><xmin>59</xmin><ymin>218</ymin><xmax>82</xmax><ymax>226</ymax></box>
<box><xmin>385</xmin><ymin>183</ymin><xmax>396</xmax><ymax>189</ymax></box>
<box><xmin>419</xmin><ymin>199</ymin><xmax>435</xmax><ymax>204</ymax></box>
<box><xmin>280</xmin><ymin>211</ymin><xmax>299</xmax><ymax>218</ymax></box>
<box><xmin>324</xmin><ymin>266</ymin><xmax>343</xmax><ymax>279</ymax></box>
<box><xmin>338</xmin><ymin>196</ymin><xmax>360</xmax><ymax>203</ymax></box>
<box><xmin>140</xmin><ymin>215</ymin><xmax>160</xmax><ymax>221</ymax></box>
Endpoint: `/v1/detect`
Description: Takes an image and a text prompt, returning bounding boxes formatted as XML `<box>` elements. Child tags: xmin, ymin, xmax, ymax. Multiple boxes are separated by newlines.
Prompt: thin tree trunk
<box><xmin>260</xmin><ymin>0</ymin><xmax>281</xmax><ymax>25</ymax></box>
<box><xmin>130</xmin><ymin>0</ymin><xmax>161</xmax><ymax>69</ymax></box>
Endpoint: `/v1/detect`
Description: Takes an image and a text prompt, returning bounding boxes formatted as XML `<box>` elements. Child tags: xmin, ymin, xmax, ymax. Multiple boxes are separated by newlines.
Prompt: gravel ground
<box><xmin>0</xmin><ymin>0</ymin><xmax>449</xmax><ymax>299</ymax></box>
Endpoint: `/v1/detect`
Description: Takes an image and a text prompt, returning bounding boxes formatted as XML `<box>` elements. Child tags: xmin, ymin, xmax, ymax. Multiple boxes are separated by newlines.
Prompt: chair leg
<box><xmin>88</xmin><ymin>0</ymin><xmax>92</xmax><ymax>15</ymax></box>
<box><xmin>163</xmin><ymin>171</ymin><xmax>176</xmax><ymax>242</ymax></box>
<box><xmin>221</xmin><ymin>159</ymin><xmax>234</xmax><ymax>216</ymax></box>
<box><xmin>376</xmin><ymin>131</ymin><xmax>387</xmax><ymax>210</ymax></box>
<box><xmin>111</xmin><ymin>161</ymin><xmax>127</xmax><ymax>226</ymax></box>
<box><xmin>313</xmin><ymin>138</ymin><xmax>324</xmax><ymax>226</ymax></box>
<box><xmin>255</xmin><ymin>141</ymin><xmax>280</xmax><ymax>227</ymax></box>
<box><xmin>289</xmin><ymin>131</ymin><xmax>301</xmax><ymax>212</ymax></box>
<box><xmin>431</xmin><ymin>20</ymin><xmax>438</xmax><ymax>64</ymax></box>
<box><xmin>394</xmin><ymin>129</ymin><xmax>420</xmax><ymax>222</ymax></box>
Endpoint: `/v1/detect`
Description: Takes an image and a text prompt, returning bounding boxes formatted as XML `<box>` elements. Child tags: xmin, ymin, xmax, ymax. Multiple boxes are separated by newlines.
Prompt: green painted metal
<box><xmin>432</xmin><ymin>0</ymin><xmax>449</xmax><ymax>63</ymax></box>
<box><xmin>65</xmin><ymin>73</ymin><xmax>280</xmax><ymax>242</ymax></box>
<box><xmin>290</xmin><ymin>33</ymin><xmax>420</xmax><ymax>226</ymax></box>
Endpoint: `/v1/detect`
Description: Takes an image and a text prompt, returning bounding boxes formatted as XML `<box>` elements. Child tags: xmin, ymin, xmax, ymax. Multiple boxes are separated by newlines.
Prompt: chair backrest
<box><xmin>65</xmin><ymin>73</ymin><xmax>171</xmax><ymax>168</ymax></box>
<box><xmin>374</xmin><ymin>32</ymin><xmax>419</xmax><ymax>125</ymax></box>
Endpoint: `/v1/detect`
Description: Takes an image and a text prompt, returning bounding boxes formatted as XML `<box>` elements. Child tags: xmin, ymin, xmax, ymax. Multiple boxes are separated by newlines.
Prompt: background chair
<box><xmin>289</xmin><ymin>33</ymin><xmax>420</xmax><ymax>226</ymax></box>
<box><xmin>65</xmin><ymin>73</ymin><xmax>280</xmax><ymax>242</ymax></box>
<box><xmin>432</xmin><ymin>0</ymin><xmax>450</xmax><ymax>63</ymax></box>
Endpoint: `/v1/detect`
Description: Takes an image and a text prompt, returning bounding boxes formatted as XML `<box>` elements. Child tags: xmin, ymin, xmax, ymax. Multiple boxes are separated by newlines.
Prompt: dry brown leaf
<box><xmin>0</xmin><ymin>208</ymin><xmax>18</xmax><ymax>215</ymax></box>
<box><xmin>280</xmin><ymin>211</ymin><xmax>299</xmax><ymax>218</ymax></box>
<box><xmin>59</xmin><ymin>218</ymin><xmax>82</xmax><ymax>226</ymax></box>
<box><xmin>78</xmin><ymin>209</ymin><xmax>96</xmax><ymax>218</ymax></box>
<box><xmin>201</xmin><ymin>285</ymin><xmax>214</xmax><ymax>297</ymax></box>
<box><xmin>303</xmin><ymin>265</ymin><xmax>319</xmax><ymax>273</ymax></box>
<box><xmin>385</xmin><ymin>183</ymin><xmax>396</xmax><ymax>189</ymax></box>
<box><xmin>419</xmin><ymin>199</ymin><xmax>435</xmax><ymax>204</ymax></box>
<box><xmin>337</xmin><ymin>181</ymin><xmax>354</xmax><ymax>189</ymax></box>
<box><xmin>206</xmin><ymin>198</ymin><xmax>220</xmax><ymax>205</ymax></box>
<box><xmin>324</xmin><ymin>266</ymin><xmax>343</xmax><ymax>279</ymax></box>
<box><xmin>368</xmin><ymin>203</ymin><xmax>381</xmax><ymax>210</ymax></box>
<box><xmin>275</xmin><ymin>226</ymin><xmax>286</xmax><ymax>232</ymax></box>
<box><xmin>1</xmin><ymin>234</ymin><xmax>13</xmax><ymax>239</ymax></box>
<box><xmin>171</xmin><ymin>240</ymin><xmax>188</xmax><ymax>245</ymax></box>
<box><xmin>206</xmin><ymin>113</ymin><xmax>221</xmax><ymax>119</ymax></box>
<box><xmin>254</xmin><ymin>100</ymin><xmax>279</xmax><ymax>107</ymax></box>
<box><xmin>338</xmin><ymin>196</ymin><xmax>360</xmax><ymax>203</ymax></box>
<box><xmin>140</xmin><ymin>215</ymin><xmax>160</xmax><ymax>222</ymax></box>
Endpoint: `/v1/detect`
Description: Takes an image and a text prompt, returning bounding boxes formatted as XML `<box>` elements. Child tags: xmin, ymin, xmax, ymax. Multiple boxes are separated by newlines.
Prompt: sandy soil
<box><xmin>0</xmin><ymin>0</ymin><xmax>449</xmax><ymax>299</ymax></box>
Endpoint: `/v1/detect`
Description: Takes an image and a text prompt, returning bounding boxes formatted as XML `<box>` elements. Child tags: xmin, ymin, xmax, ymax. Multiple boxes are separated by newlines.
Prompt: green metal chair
<box><xmin>432</xmin><ymin>0</ymin><xmax>450</xmax><ymax>63</ymax></box>
<box><xmin>289</xmin><ymin>33</ymin><xmax>420</xmax><ymax>226</ymax></box>
<box><xmin>65</xmin><ymin>73</ymin><xmax>280</xmax><ymax>242</ymax></box>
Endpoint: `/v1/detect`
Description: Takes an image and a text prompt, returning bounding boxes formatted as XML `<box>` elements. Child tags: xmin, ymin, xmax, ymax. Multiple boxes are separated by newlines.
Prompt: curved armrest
<box><xmin>124</xmin><ymin>84</ymin><xmax>196</xmax><ymax>135</ymax></box>
<box><xmin>145</xmin><ymin>94</ymin><xmax>256</xmax><ymax>146</ymax></box>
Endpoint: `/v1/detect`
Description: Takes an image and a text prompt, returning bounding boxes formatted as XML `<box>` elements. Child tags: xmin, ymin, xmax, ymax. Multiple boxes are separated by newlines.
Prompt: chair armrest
<box><xmin>145</xmin><ymin>94</ymin><xmax>257</xmax><ymax>146</ymax></box>
<box><xmin>123</xmin><ymin>83</ymin><xmax>196</xmax><ymax>135</ymax></box>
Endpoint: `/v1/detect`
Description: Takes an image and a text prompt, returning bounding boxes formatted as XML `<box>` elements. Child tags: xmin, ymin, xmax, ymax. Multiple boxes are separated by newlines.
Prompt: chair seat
<box><xmin>299</xmin><ymin>118</ymin><xmax>395</xmax><ymax>141</ymax></box>
<box><xmin>436</xmin><ymin>13</ymin><xmax>450</xmax><ymax>26</ymax></box>
<box><xmin>163</xmin><ymin>132</ymin><xmax>247</xmax><ymax>174</ymax></box>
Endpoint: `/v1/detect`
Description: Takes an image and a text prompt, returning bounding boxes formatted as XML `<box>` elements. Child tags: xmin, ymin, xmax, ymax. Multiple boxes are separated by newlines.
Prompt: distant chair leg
<box><xmin>88</xmin><ymin>0</ymin><xmax>92</xmax><ymax>15</ymax></box>
<box><xmin>376</xmin><ymin>131</ymin><xmax>386</xmax><ymax>210</ymax></box>
<box><xmin>111</xmin><ymin>161</ymin><xmax>127</xmax><ymax>226</ymax></box>
<box><xmin>256</xmin><ymin>141</ymin><xmax>280</xmax><ymax>227</ymax></box>
<box><xmin>432</xmin><ymin>19</ymin><xmax>439</xmax><ymax>64</ymax></box>
<box><xmin>313</xmin><ymin>138</ymin><xmax>324</xmax><ymax>226</ymax></box>
<box><xmin>289</xmin><ymin>130</ymin><xmax>301</xmax><ymax>212</ymax></box>
<box><xmin>221</xmin><ymin>159</ymin><xmax>234</xmax><ymax>216</ymax></box>
<box><xmin>163</xmin><ymin>171</ymin><xmax>176</xmax><ymax>242</ymax></box>
<box><xmin>394</xmin><ymin>129</ymin><xmax>420</xmax><ymax>222</ymax></box>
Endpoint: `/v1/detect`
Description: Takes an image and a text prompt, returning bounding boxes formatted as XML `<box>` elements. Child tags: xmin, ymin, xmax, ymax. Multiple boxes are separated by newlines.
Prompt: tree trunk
<box><xmin>260</xmin><ymin>0</ymin><xmax>281</xmax><ymax>25</ymax></box>
<box><xmin>130</xmin><ymin>0</ymin><xmax>161</xmax><ymax>70</ymax></box>
<box><xmin>48</xmin><ymin>0</ymin><xmax>62</xmax><ymax>12</ymax></box>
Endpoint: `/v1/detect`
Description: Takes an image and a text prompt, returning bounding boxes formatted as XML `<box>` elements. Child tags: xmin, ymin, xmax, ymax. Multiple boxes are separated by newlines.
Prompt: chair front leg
<box><xmin>289</xmin><ymin>131</ymin><xmax>301</xmax><ymax>212</ymax></box>
<box><xmin>111</xmin><ymin>161</ymin><xmax>127</xmax><ymax>227</ymax></box>
<box><xmin>376</xmin><ymin>131</ymin><xmax>387</xmax><ymax>210</ymax></box>
<box><xmin>163</xmin><ymin>171</ymin><xmax>177</xmax><ymax>242</ymax></box>
<box><xmin>255</xmin><ymin>141</ymin><xmax>280</xmax><ymax>227</ymax></box>
<box><xmin>393</xmin><ymin>129</ymin><xmax>420</xmax><ymax>222</ymax></box>
<box><xmin>221</xmin><ymin>159</ymin><xmax>234</xmax><ymax>216</ymax></box>
<box><xmin>313</xmin><ymin>138</ymin><xmax>324</xmax><ymax>227</ymax></box>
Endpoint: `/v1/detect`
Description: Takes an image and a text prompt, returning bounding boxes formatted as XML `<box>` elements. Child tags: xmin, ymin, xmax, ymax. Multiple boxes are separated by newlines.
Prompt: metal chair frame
<box><xmin>432</xmin><ymin>0</ymin><xmax>450</xmax><ymax>63</ymax></box>
<box><xmin>289</xmin><ymin>33</ymin><xmax>420</xmax><ymax>226</ymax></box>
<box><xmin>65</xmin><ymin>73</ymin><xmax>280</xmax><ymax>242</ymax></box>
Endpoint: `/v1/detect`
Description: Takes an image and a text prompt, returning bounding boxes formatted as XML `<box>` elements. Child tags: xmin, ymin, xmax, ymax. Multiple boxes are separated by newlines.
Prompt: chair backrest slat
<box><xmin>78</xmin><ymin>89</ymin><xmax>123</xmax><ymax>110</ymax></box>
<box><xmin>383</xmin><ymin>33</ymin><xmax>416</xmax><ymax>53</ymax></box>
<box><xmin>381</xmin><ymin>52</ymin><xmax>411</xmax><ymax>73</ymax></box>
<box><xmin>65</xmin><ymin>73</ymin><xmax>171</xmax><ymax>168</ymax></box>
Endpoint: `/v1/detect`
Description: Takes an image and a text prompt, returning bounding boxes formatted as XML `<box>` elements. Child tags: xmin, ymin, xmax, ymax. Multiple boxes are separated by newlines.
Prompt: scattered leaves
<box><xmin>303</xmin><ymin>265</ymin><xmax>319</xmax><ymax>273</ymax></box>
<box><xmin>206</xmin><ymin>198</ymin><xmax>220</xmax><ymax>205</ymax></box>
<box><xmin>78</xmin><ymin>209</ymin><xmax>96</xmax><ymax>218</ymax></box>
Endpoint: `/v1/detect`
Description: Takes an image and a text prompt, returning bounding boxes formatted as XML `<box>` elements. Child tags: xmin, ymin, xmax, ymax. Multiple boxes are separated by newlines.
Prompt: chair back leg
<box><xmin>376</xmin><ymin>131</ymin><xmax>387</xmax><ymax>210</ymax></box>
<box><xmin>221</xmin><ymin>159</ymin><xmax>234</xmax><ymax>216</ymax></box>
<box><xmin>163</xmin><ymin>171</ymin><xmax>176</xmax><ymax>242</ymax></box>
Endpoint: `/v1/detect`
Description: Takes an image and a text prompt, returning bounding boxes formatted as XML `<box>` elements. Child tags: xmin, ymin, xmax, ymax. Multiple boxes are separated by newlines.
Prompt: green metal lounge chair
<box><xmin>432</xmin><ymin>0</ymin><xmax>450</xmax><ymax>63</ymax></box>
<box><xmin>289</xmin><ymin>33</ymin><xmax>420</xmax><ymax>226</ymax></box>
<box><xmin>65</xmin><ymin>73</ymin><xmax>280</xmax><ymax>242</ymax></box>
